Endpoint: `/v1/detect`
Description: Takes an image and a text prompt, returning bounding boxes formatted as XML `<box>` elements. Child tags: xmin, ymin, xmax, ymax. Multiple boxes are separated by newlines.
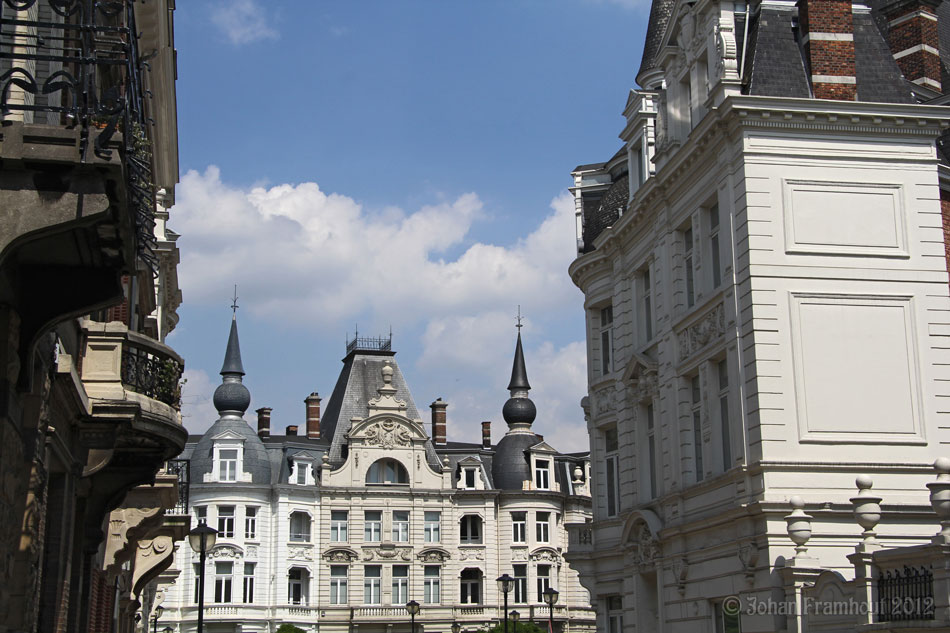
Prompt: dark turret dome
<box><xmin>213</xmin><ymin>380</ymin><xmax>251</xmax><ymax>414</ymax></box>
<box><xmin>492</xmin><ymin>432</ymin><xmax>542</xmax><ymax>490</ymax></box>
<box><xmin>503</xmin><ymin>396</ymin><xmax>536</xmax><ymax>426</ymax></box>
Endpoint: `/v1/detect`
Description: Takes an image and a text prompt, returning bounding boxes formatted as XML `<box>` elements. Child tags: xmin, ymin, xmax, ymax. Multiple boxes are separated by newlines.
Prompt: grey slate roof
<box><xmin>637</xmin><ymin>0</ymin><xmax>676</xmax><ymax>87</ymax></box>
<box><xmin>747</xmin><ymin>5</ymin><xmax>811</xmax><ymax>98</ymax></box>
<box><xmin>190</xmin><ymin>415</ymin><xmax>273</xmax><ymax>485</ymax></box>
<box><xmin>854</xmin><ymin>9</ymin><xmax>915</xmax><ymax>103</ymax></box>
<box><xmin>583</xmin><ymin>173</ymin><xmax>628</xmax><ymax>250</ymax></box>
<box><xmin>492</xmin><ymin>432</ymin><xmax>543</xmax><ymax>491</ymax></box>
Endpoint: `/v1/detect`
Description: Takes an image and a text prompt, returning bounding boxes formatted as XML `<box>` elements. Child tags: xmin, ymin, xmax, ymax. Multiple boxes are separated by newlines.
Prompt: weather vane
<box><xmin>516</xmin><ymin>305</ymin><xmax>523</xmax><ymax>331</ymax></box>
<box><xmin>231</xmin><ymin>285</ymin><xmax>239</xmax><ymax>316</ymax></box>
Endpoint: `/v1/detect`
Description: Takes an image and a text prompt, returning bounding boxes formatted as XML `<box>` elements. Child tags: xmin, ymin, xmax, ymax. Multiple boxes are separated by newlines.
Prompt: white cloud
<box><xmin>179</xmin><ymin>368</ymin><xmax>220</xmax><ymax>434</ymax></box>
<box><xmin>210</xmin><ymin>0</ymin><xmax>279</xmax><ymax>45</ymax></box>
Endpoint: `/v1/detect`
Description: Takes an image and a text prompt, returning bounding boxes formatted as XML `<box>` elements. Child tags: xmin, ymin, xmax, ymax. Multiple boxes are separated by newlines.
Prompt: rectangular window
<box><xmin>392</xmin><ymin>565</ymin><xmax>409</xmax><ymax>604</ymax></box>
<box><xmin>646</xmin><ymin>404</ymin><xmax>657</xmax><ymax>499</ymax></box>
<box><xmin>718</xmin><ymin>359</ymin><xmax>732</xmax><ymax>470</ymax></box>
<box><xmin>536</xmin><ymin>564</ymin><xmax>551</xmax><ymax>602</ymax></box>
<box><xmin>364</xmin><ymin>511</ymin><xmax>382</xmax><ymax>542</ymax></box>
<box><xmin>464</xmin><ymin>467</ymin><xmax>477</xmax><ymax>489</ymax></box>
<box><xmin>294</xmin><ymin>461</ymin><xmax>308</xmax><ymax>485</ymax></box>
<box><xmin>219</xmin><ymin>449</ymin><xmax>238</xmax><ymax>482</ymax></box>
<box><xmin>243</xmin><ymin>563</ymin><xmax>255</xmax><ymax>603</ymax></box>
<box><xmin>684</xmin><ymin>227</ymin><xmax>695</xmax><ymax>308</ymax></box>
<box><xmin>692</xmin><ymin>375</ymin><xmax>704</xmax><ymax>482</ymax></box>
<box><xmin>290</xmin><ymin>512</ymin><xmax>311</xmax><ymax>542</ymax></box>
<box><xmin>217</xmin><ymin>506</ymin><xmax>235</xmax><ymax>538</ymax></box>
<box><xmin>193</xmin><ymin>563</ymin><xmax>201</xmax><ymax>603</ymax></box>
<box><xmin>600</xmin><ymin>306</ymin><xmax>614</xmax><ymax>375</ymax></box>
<box><xmin>709</xmin><ymin>204</ymin><xmax>722</xmax><ymax>288</ymax></box>
<box><xmin>330</xmin><ymin>566</ymin><xmax>348</xmax><ymax>605</ymax></box>
<box><xmin>424</xmin><ymin>566</ymin><xmax>441</xmax><ymax>604</ymax></box>
<box><xmin>513</xmin><ymin>564</ymin><xmax>527</xmax><ymax>603</ymax></box>
<box><xmin>460</xmin><ymin>569</ymin><xmax>481</xmax><ymax>605</ymax></box>
<box><xmin>424</xmin><ymin>511</ymin><xmax>441</xmax><ymax>543</ymax></box>
<box><xmin>195</xmin><ymin>506</ymin><xmax>207</xmax><ymax>525</ymax></box>
<box><xmin>605</xmin><ymin>428</ymin><xmax>619</xmax><ymax>517</ymax></box>
<box><xmin>288</xmin><ymin>568</ymin><xmax>307</xmax><ymax>605</ymax></box>
<box><xmin>363</xmin><ymin>565</ymin><xmax>381</xmax><ymax>605</ymax></box>
<box><xmin>536</xmin><ymin>512</ymin><xmax>550</xmax><ymax>543</ymax></box>
<box><xmin>715</xmin><ymin>601</ymin><xmax>742</xmax><ymax>633</ymax></box>
<box><xmin>331</xmin><ymin>511</ymin><xmax>348</xmax><ymax>542</ymax></box>
<box><xmin>460</xmin><ymin>515</ymin><xmax>482</xmax><ymax>544</ymax></box>
<box><xmin>392</xmin><ymin>511</ymin><xmax>409</xmax><ymax>543</ymax></box>
<box><xmin>214</xmin><ymin>562</ymin><xmax>232</xmax><ymax>603</ymax></box>
<box><xmin>641</xmin><ymin>268</ymin><xmax>653</xmax><ymax>342</ymax></box>
<box><xmin>245</xmin><ymin>507</ymin><xmax>257</xmax><ymax>539</ymax></box>
<box><xmin>607</xmin><ymin>596</ymin><xmax>624</xmax><ymax>633</ymax></box>
<box><xmin>512</xmin><ymin>512</ymin><xmax>526</xmax><ymax>543</ymax></box>
<box><xmin>534</xmin><ymin>459</ymin><xmax>550</xmax><ymax>490</ymax></box>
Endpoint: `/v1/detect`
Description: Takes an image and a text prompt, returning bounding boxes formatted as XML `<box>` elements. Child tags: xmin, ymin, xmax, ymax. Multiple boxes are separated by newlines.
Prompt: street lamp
<box><xmin>406</xmin><ymin>599</ymin><xmax>420</xmax><ymax>633</ymax></box>
<box><xmin>188</xmin><ymin>522</ymin><xmax>218</xmax><ymax>633</ymax></box>
<box><xmin>510</xmin><ymin>611</ymin><xmax>520</xmax><ymax>632</ymax></box>
<box><xmin>151</xmin><ymin>605</ymin><xmax>164</xmax><ymax>633</ymax></box>
<box><xmin>451</xmin><ymin>622</ymin><xmax>461</xmax><ymax>633</ymax></box>
<box><xmin>542</xmin><ymin>588</ymin><xmax>559</xmax><ymax>633</ymax></box>
<box><xmin>162</xmin><ymin>627</ymin><xmax>173</xmax><ymax>633</ymax></box>
<box><xmin>497</xmin><ymin>574</ymin><xmax>513</xmax><ymax>633</ymax></box>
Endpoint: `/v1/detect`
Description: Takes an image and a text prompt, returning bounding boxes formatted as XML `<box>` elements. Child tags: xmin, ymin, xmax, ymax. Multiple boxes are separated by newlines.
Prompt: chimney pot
<box><xmin>305</xmin><ymin>392</ymin><xmax>321</xmax><ymax>439</ymax></box>
<box><xmin>256</xmin><ymin>407</ymin><xmax>272</xmax><ymax>439</ymax></box>
<box><xmin>286</xmin><ymin>425</ymin><xmax>298</xmax><ymax>436</ymax></box>
<box><xmin>481</xmin><ymin>420</ymin><xmax>492</xmax><ymax>449</ymax></box>
<box><xmin>430</xmin><ymin>398</ymin><xmax>448</xmax><ymax>445</ymax></box>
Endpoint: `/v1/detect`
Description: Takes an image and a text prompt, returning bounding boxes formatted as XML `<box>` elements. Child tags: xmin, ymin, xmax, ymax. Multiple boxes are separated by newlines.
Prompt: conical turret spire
<box><xmin>220</xmin><ymin>316</ymin><xmax>245</xmax><ymax>376</ymax></box>
<box><xmin>507</xmin><ymin>332</ymin><xmax>531</xmax><ymax>392</ymax></box>
<box><xmin>502</xmin><ymin>313</ymin><xmax>536</xmax><ymax>432</ymax></box>
<box><xmin>213</xmin><ymin>294</ymin><xmax>251</xmax><ymax>416</ymax></box>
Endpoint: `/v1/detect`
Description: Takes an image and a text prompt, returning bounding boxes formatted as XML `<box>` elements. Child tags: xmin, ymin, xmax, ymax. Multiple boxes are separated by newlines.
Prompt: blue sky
<box><xmin>167</xmin><ymin>0</ymin><xmax>648</xmax><ymax>449</ymax></box>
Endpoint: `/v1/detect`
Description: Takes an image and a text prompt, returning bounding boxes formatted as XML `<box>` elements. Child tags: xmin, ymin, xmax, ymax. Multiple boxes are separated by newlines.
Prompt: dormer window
<box><xmin>209</xmin><ymin>432</ymin><xmax>246</xmax><ymax>484</ymax></box>
<box><xmin>367</xmin><ymin>459</ymin><xmax>409</xmax><ymax>485</ymax></box>
<box><xmin>291</xmin><ymin>459</ymin><xmax>312</xmax><ymax>485</ymax></box>
<box><xmin>464</xmin><ymin>467</ymin><xmax>477</xmax><ymax>489</ymax></box>
<box><xmin>219</xmin><ymin>449</ymin><xmax>238</xmax><ymax>482</ymax></box>
<box><xmin>534</xmin><ymin>459</ymin><xmax>550</xmax><ymax>490</ymax></box>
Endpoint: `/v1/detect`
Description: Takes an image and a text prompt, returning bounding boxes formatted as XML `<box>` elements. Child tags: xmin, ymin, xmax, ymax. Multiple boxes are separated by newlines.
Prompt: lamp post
<box><xmin>406</xmin><ymin>599</ymin><xmax>420</xmax><ymax>633</ymax></box>
<box><xmin>188</xmin><ymin>522</ymin><xmax>218</xmax><ymax>633</ymax></box>
<box><xmin>162</xmin><ymin>627</ymin><xmax>173</xmax><ymax>633</ymax></box>
<box><xmin>151</xmin><ymin>605</ymin><xmax>164</xmax><ymax>633</ymax></box>
<box><xmin>497</xmin><ymin>574</ymin><xmax>513</xmax><ymax>633</ymax></box>
<box><xmin>542</xmin><ymin>588</ymin><xmax>559</xmax><ymax>633</ymax></box>
<box><xmin>451</xmin><ymin>622</ymin><xmax>461</xmax><ymax>633</ymax></box>
<box><xmin>510</xmin><ymin>610</ymin><xmax>520</xmax><ymax>632</ymax></box>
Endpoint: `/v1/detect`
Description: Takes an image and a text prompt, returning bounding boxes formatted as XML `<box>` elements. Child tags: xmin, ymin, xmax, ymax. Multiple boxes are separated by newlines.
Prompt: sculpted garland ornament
<box><xmin>364</xmin><ymin>419</ymin><xmax>412</xmax><ymax>448</ymax></box>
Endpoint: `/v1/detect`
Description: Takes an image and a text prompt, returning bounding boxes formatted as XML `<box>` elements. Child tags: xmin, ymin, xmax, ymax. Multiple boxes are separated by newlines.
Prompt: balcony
<box><xmin>565</xmin><ymin>523</ymin><xmax>594</xmax><ymax>555</ymax></box>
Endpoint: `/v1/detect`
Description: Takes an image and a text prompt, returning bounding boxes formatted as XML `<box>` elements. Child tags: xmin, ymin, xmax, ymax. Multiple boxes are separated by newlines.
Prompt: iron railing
<box><xmin>163</xmin><ymin>459</ymin><xmax>189</xmax><ymax>515</ymax></box>
<box><xmin>0</xmin><ymin>0</ymin><xmax>157</xmax><ymax>268</ymax></box>
<box><xmin>877</xmin><ymin>565</ymin><xmax>935</xmax><ymax>621</ymax></box>
<box><xmin>346</xmin><ymin>333</ymin><xmax>392</xmax><ymax>353</ymax></box>
<box><xmin>121</xmin><ymin>332</ymin><xmax>184</xmax><ymax>409</ymax></box>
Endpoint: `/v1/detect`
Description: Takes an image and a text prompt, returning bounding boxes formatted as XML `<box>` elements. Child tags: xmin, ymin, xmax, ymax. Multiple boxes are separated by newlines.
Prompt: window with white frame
<box><xmin>193</xmin><ymin>563</ymin><xmax>201</xmax><ymax>603</ymax></box>
<box><xmin>214</xmin><ymin>562</ymin><xmax>232</xmax><ymax>603</ymax></box>
<box><xmin>715</xmin><ymin>601</ymin><xmax>742</xmax><ymax>633</ymax></box>
<box><xmin>424</xmin><ymin>566</ymin><xmax>440</xmax><ymax>604</ymax></box>
<box><xmin>392</xmin><ymin>511</ymin><xmax>409</xmax><ymax>542</ymax></box>
<box><xmin>243</xmin><ymin>562</ymin><xmax>255</xmax><ymax>603</ymax></box>
<box><xmin>364</xmin><ymin>511</ymin><xmax>382</xmax><ymax>542</ymax></box>
<box><xmin>640</xmin><ymin>266</ymin><xmax>653</xmax><ymax>343</ymax></box>
<box><xmin>244</xmin><ymin>506</ymin><xmax>257</xmax><ymax>539</ymax></box>
<box><xmin>288</xmin><ymin>568</ymin><xmax>309</xmax><ymax>605</ymax></box>
<box><xmin>536</xmin><ymin>512</ymin><xmax>550</xmax><ymax>543</ymax></box>
<box><xmin>463</xmin><ymin>467</ymin><xmax>477</xmax><ymax>489</ymax></box>
<box><xmin>646</xmin><ymin>403</ymin><xmax>658</xmax><ymax>499</ymax></box>
<box><xmin>195</xmin><ymin>506</ymin><xmax>207</xmax><ymax>525</ymax></box>
<box><xmin>513</xmin><ymin>564</ymin><xmax>527</xmax><ymax>603</ymax></box>
<box><xmin>605</xmin><ymin>427</ymin><xmax>620</xmax><ymax>518</ymax></box>
<box><xmin>367</xmin><ymin>458</ymin><xmax>409</xmax><ymax>485</ymax></box>
<box><xmin>691</xmin><ymin>374</ymin><xmax>704</xmax><ymax>482</ymax></box>
<box><xmin>683</xmin><ymin>225</ymin><xmax>695</xmax><ymax>308</ymax></box>
<box><xmin>460</xmin><ymin>569</ymin><xmax>481</xmax><ymax>604</ymax></box>
<box><xmin>330</xmin><ymin>566</ymin><xmax>347</xmax><ymax>605</ymax></box>
<box><xmin>292</xmin><ymin>460</ymin><xmax>310</xmax><ymax>485</ymax></box>
<box><xmin>424</xmin><ymin>511</ymin><xmax>441</xmax><ymax>543</ymax></box>
<box><xmin>708</xmin><ymin>203</ymin><xmax>722</xmax><ymax>289</ymax></box>
<box><xmin>331</xmin><ymin>511</ymin><xmax>348</xmax><ymax>542</ymax></box>
<box><xmin>460</xmin><ymin>515</ymin><xmax>482</xmax><ymax>544</ymax></box>
<box><xmin>363</xmin><ymin>565</ymin><xmax>381</xmax><ymax>605</ymax></box>
<box><xmin>392</xmin><ymin>565</ymin><xmax>409</xmax><ymax>604</ymax></box>
<box><xmin>534</xmin><ymin>458</ymin><xmax>550</xmax><ymax>490</ymax></box>
<box><xmin>607</xmin><ymin>595</ymin><xmax>623</xmax><ymax>633</ymax></box>
<box><xmin>512</xmin><ymin>512</ymin><xmax>526</xmax><ymax>543</ymax></box>
<box><xmin>536</xmin><ymin>564</ymin><xmax>551</xmax><ymax>602</ymax></box>
<box><xmin>717</xmin><ymin>359</ymin><xmax>732</xmax><ymax>471</ymax></box>
<box><xmin>289</xmin><ymin>511</ymin><xmax>311</xmax><ymax>542</ymax></box>
<box><xmin>217</xmin><ymin>506</ymin><xmax>235</xmax><ymax>538</ymax></box>
<box><xmin>600</xmin><ymin>306</ymin><xmax>614</xmax><ymax>375</ymax></box>
<box><xmin>218</xmin><ymin>448</ymin><xmax>238</xmax><ymax>482</ymax></box>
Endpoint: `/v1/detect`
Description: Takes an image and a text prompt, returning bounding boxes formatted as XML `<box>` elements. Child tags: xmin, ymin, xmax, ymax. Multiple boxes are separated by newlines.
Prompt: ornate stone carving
<box><xmin>737</xmin><ymin>542</ymin><xmax>759</xmax><ymax>585</ymax></box>
<box><xmin>671</xmin><ymin>558</ymin><xmax>689</xmax><ymax>595</ymax></box>
<box><xmin>530</xmin><ymin>549</ymin><xmax>561</xmax><ymax>564</ymax></box>
<box><xmin>715</xmin><ymin>17</ymin><xmax>739</xmax><ymax>80</ymax></box>
<box><xmin>417</xmin><ymin>549</ymin><xmax>450</xmax><ymax>563</ymax></box>
<box><xmin>132</xmin><ymin>535</ymin><xmax>176</xmax><ymax>598</ymax></box>
<box><xmin>364</xmin><ymin>419</ymin><xmax>411</xmax><ymax>449</ymax></box>
<box><xmin>636</xmin><ymin>524</ymin><xmax>659</xmax><ymax>565</ymax></box>
<box><xmin>288</xmin><ymin>546</ymin><xmax>314</xmax><ymax>561</ymax></box>
<box><xmin>639</xmin><ymin>371</ymin><xmax>659</xmax><ymax>403</ymax></box>
<box><xmin>677</xmin><ymin>303</ymin><xmax>725</xmax><ymax>360</ymax></box>
<box><xmin>459</xmin><ymin>548</ymin><xmax>485</xmax><ymax>561</ymax></box>
<box><xmin>362</xmin><ymin>546</ymin><xmax>412</xmax><ymax>561</ymax></box>
<box><xmin>511</xmin><ymin>548</ymin><xmax>528</xmax><ymax>562</ymax></box>
<box><xmin>207</xmin><ymin>545</ymin><xmax>243</xmax><ymax>560</ymax></box>
<box><xmin>246</xmin><ymin>545</ymin><xmax>258</xmax><ymax>558</ymax></box>
<box><xmin>594</xmin><ymin>384</ymin><xmax>615</xmax><ymax>416</ymax></box>
<box><xmin>323</xmin><ymin>549</ymin><xmax>357</xmax><ymax>563</ymax></box>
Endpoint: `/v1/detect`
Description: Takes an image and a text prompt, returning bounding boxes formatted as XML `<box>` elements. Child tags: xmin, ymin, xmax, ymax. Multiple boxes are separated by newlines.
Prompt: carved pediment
<box><xmin>362</xmin><ymin>544</ymin><xmax>412</xmax><ymax>562</ymax></box>
<box><xmin>210</xmin><ymin>430</ymin><xmax>245</xmax><ymax>442</ymax></box>
<box><xmin>528</xmin><ymin>441</ymin><xmax>557</xmax><ymax>454</ymax></box>
<box><xmin>206</xmin><ymin>545</ymin><xmax>244</xmax><ymax>560</ymax></box>
<box><xmin>322</xmin><ymin>548</ymin><xmax>358</xmax><ymax>563</ymax></box>
<box><xmin>529</xmin><ymin>547</ymin><xmax>562</xmax><ymax>564</ymax></box>
<box><xmin>417</xmin><ymin>548</ymin><xmax>451</xmax><ymax>563</ymax></box>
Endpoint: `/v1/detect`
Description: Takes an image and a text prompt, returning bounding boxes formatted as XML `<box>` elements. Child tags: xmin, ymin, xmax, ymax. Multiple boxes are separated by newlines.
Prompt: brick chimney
<box><xmin>305</xmin><ymin>392</ymin><xmax>321</xmax><ymax>439</ymax></box>
<box><xmin>430</xmin><ymin>398</ymin><xmax>447</xmax><ymax>445</ymax></box>
<box><xmin>880</xmin><ymin>0</ymin><xmax>941</xmax><ymax>92</ymax></box>
<box><xmin>481</xmin><ymin>421</ymin><xmax>491</xmax><ymax>449</ymax></box>
<box><xmin>286</xmin><ymin>425</ymin><xmax>298</xmax><ymax>437</ymax></box>
<box><xmin>798</xmin><ymin>0</ymin><xmax>857</xmax><ymax>100</ymax></box>
<box><xmin>256</xmin><ymin>407</ymin><xmax>271</xmax><ymax>439</ymax></box>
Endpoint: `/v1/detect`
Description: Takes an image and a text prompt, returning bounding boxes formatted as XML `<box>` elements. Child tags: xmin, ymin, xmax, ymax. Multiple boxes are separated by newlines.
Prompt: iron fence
<box><xmin>163</xmin><ymin>459</ymin><xmax>189</xmax><ymax>515</ymax></box>
<box><xmin>121</xmin><ymin>336</ymin><xmax>183</xmax><ymax>409</ymax></box>
<box><xmin>877</xmin><ymin>565</ymin><xmax>935</xmax><ymax>621</ymax></box>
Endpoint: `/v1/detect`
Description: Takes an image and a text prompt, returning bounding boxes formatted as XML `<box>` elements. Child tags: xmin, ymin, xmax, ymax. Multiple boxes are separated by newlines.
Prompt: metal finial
<box><xmin>230</xmin><ymin>284</ymin><xmax>239</xmax><ymax>317</ymax></box>
<box><xmin>516</xmin><ymin>305</ymin><xmax>523</xmax><ymax>331</ymax></box>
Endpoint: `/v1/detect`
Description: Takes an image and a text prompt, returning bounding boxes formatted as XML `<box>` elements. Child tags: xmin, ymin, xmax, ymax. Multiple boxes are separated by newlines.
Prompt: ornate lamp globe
<box><xmin>406</xmin><ymin>600</ymin><xmax>420</xmax><ymax>616</ymax></box>
<box><xmin>188</xmin><ymin>522</ymin><xmax>218</xmax><ymax>553</ymax></box>
<box><xmin>497</xmin><ymin>573</ymin><xmax>514</xmax><ymax>594</ymax></box>
<box><xmin>543</xmin><ymin>587</ymin><xmax>560</xmax><ymax>606</ymax></box>
<box><xmin>451</xmin><ymin>623</ymin><xmax>461</xmax><ymax>633</ymax></box>
<box><xmin>510</xmin><ymin>611</ymin><xmax>520</xmax><ymax>623</ymax></box>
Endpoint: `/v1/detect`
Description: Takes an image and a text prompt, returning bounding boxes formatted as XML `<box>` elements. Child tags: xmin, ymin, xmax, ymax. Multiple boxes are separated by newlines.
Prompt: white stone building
<box><xmin>159</xmin><ymin>319</ymin><xmax>594</xmax><ymax>633</ymax></box>
<box><xmin>565</xmin><ymin>0</ymin><xmax>950</xmax><ymax>631</ymax></box>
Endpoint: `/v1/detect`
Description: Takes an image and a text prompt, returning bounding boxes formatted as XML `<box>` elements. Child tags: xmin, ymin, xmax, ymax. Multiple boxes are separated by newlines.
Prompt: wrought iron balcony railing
<box><xmin>346</xmin><ymin>333</ymin><xmax>392</xmax><ymax>353</ymax></box>
<box><xmin>877</xmin><ymin>565</ymin><xmax>935</xmax><ymax>622</ymax></box>
<box><xmin>121</xmin><ymin>330</ymin><xmax>184</xmax><ymax>409</ymax></box>
<box><xmin>0</xmin><ymin>0</ymin><xmax>157</xmax><ymax>268</ymax></box>
<box><xmin>163</xmin><ymin>459</ymin><xmax>189</xmax><ymax>515</ymax></box>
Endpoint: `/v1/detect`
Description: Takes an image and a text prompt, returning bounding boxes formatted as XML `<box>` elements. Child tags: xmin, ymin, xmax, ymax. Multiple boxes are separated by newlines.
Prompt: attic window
<box><xmin>534</xmin><ymin>459</ymin><xmax>550</xmax><ymax>490</ymax></box>
<box><xmin>292</xmin><ymin>459</ymin><xmax>312</xmax><ymax>485</ymax></box>
<box><xmin>212</xmin><ymin>440</ymin><xmax>244</xmax><ymax>483</ymax></box>
<box><xmin>367</xmin><ymin>459</ymin><xmax>409</xmax><ymax>485</ymax></box>
<box><xmin>464</xmin><ymin>467</ymin><xmax>477</xmax><ymax>489</ymax></box>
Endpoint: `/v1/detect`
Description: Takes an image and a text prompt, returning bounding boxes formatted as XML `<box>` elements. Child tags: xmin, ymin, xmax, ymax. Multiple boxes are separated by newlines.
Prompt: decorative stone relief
<box><xmin>594</xmin><ymin>384</ymin><xmax>615</xmax><ymax>416</ymax></box>
<box><xmin>737</xmin><ymin>542</ymin><xmax>759</xmax><ymax>584</ymax></box>
<box><xmin>639</xmin><ymin>371</ymin><xmax>659</xmax><ymax>403</ymax></box>
<box><xmin>364</xmin><ymin>419</ymin><xmax>411</xmax><ymax>449</ymax></box>
<box><xmin>362</xmin><ymin>546</ymin><xmax>412</xmax><ymax>562</ymax></box>
<box><xmin>715</xmin><ymin>18</ymin><xmax>739</xmax><ymax>79</ymax></box>
<box><xmin>207</xmin><ymin>545</ymin><xmax>243</xmax><ymax>560</ymax></box>
<box><xmin>246</xmin><ymin>545</ymin><xmax>258</xmax><ymax>558</ymax></box>
<box><xmin>511</xmin><ymin>548</ymin><xmax>528</xmax><ymax>562</ymax></box>
<box><xmin>132</xmin><ymin>535</ymin><xmax>176</xmax><ymax>598</ymax></box>
<box><xmin>459</xmin><ymin>548</ymin><xmax>485</xmax><ymax>561</ymax></box>
<box><xmin>671</xmin><ymin>558</ymin><xmax>689</xmax><ymax>595</ymax></box>
<box><xmin>323</xmin><ymin>549</ymin><xmax>357</xmax><ymax>563</ymax></box>
<box><xmin>530</xmin><ymin>550</ymin><xmax>561</xmax><ymax>564</ymax></box>
<box><xmin>288</xmin><ymin>546</ymin><xmax>314</xmax><ymax>561</ymax></box>
<box><xmin>367</xmin><ymin>361</ymin><xmax>407</xmax><ymax>412</ymax></box>
<box><xmin>636</xmin><ymin>524</ymin><xmax>659</xmax><ymax>566</ymax></box>
<box><xmin>677</xmin><ymin>303</ymin><xmax>725</xmax><ymax>361</ymax></box>
<box><xmin>417</xmin><ymin>549</ymin><xmax>450</xmax><ymax>563</ymax></box>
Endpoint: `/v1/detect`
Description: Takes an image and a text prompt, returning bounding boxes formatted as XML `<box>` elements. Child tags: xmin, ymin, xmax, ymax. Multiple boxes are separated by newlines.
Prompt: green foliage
<box><xmin>476</xmin><ymin>620</ymin><xmax>546</xmax><ymax>633</ymax></box>
<box><xmin>275</xmin><ymin>624</ymin><xmax>305</xmax><ymax>633</ymax></box>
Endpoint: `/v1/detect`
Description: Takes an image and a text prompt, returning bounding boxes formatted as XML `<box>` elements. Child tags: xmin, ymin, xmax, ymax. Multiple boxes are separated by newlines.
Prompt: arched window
<box><xmin>366</xmin><ymin>459</ymin><xmax>409</xmax><ymax>485</ymax></box>
<box><xmin>460</xmin><ymin>515</ymin><xmax>483</xmax><ymax>544</ymax></box>
<box><xmin>289</xmin><ymin>511</ymin><xmax>311</xmax><ymax>542</ymax></box>
<box><xmin>288</xmin><ymin>567</ymin><xmax>310</xmax><ymax>605</ymax></box>
<box><xmin>460</xmin><ymin>568</ymin><xmax>482</xmax><ymax>604</ymax></box>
